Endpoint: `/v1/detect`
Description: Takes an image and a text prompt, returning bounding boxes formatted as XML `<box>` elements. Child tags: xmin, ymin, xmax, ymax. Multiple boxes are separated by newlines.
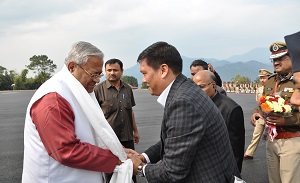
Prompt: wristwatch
<box><xmin>137</xmin><ymin>162</ymin><xmax>145</xmax><ymax>177</ymax></box>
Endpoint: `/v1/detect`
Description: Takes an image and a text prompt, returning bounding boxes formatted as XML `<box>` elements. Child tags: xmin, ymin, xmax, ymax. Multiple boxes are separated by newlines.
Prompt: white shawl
<box><xmin>58</xmin><ymin>65</ymin><xmax>133</xmax><ymax>183</ymax></box>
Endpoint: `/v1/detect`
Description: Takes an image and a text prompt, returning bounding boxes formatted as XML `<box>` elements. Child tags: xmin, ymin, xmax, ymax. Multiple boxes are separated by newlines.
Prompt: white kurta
<box><xmin>22</xmin><ymin>65</ymin><xmax>132</xmax><ymax>183</ymax></box>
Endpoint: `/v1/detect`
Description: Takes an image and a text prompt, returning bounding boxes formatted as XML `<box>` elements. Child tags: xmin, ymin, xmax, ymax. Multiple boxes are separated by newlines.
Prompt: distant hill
<box><xmin>226</xmin><ymin>47</ymin><xmax>271</xmax><ymax>64</ymax></box>
<box><xmin>124</xmin><ymin>47</ymin><xmax>274</xmax><ymax>84</ymax></box>
<box><xmin>215</xmin><ymin>60</ymin><xmax>274</xmax><ymax>82</ymax></box>
<box><xmin>124</xmin><ymin>59</ymin><xmax>274</xmax><ymax>84</ymax></box>
<box><xmin>124</xmin><ymin>64</ymin><xmax>143</xmax><ymax>84</ymax></box>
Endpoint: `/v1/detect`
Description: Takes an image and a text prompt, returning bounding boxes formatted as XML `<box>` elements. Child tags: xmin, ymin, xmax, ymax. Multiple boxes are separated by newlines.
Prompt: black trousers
<box><xmin>121</xmin><ymin>140</ymin><xmax>135</xmax><ymax>150</ymax></box>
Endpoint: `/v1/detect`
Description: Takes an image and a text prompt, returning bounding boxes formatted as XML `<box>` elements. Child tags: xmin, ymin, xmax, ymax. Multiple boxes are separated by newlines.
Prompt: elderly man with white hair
<box><xmin>22</xmin><ymin>41</ymin><xmax>134</xmax><ymax>183</ymax></box>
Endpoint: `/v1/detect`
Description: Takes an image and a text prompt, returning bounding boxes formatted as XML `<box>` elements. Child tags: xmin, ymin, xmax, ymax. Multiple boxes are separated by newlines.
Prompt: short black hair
<box><xmin>190</xmin><ymin>59</ymin><xmax>208</xmax><ymax>70</ymax></box>
<box><xmin>105</xmin><ymin>58</ymin><xmax>123</xmax><ymax>70</ymax></box>
<box><xmin>137</xmin><ymin>41</ymin><xmax>182</xmax><ymax>74</ymax></box>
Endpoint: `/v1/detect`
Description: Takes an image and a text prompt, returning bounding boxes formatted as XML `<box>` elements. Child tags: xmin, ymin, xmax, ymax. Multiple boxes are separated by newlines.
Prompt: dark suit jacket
<box><xmin>217</xmin><ymin>85</ymin><xmax>227</xmax><ymax>96</ymax></box>
<box><xmin>144</xmin><ymin>74</ymin><xmax>240</xmax><ymax>183</ymax></box>
<box><xmin>212</xmin><ymin>92</ymin><xmax>245</xmax><ymax>172</ymax></box>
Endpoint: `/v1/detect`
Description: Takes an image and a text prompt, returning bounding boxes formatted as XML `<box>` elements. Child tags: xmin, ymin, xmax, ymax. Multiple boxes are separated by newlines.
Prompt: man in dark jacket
<box><xmin>193</xmin><ymin>70</ymin><xmax>245</xmax><ymax>172</ymax></box>
<box><xmin>129</xmin><ymin>41</ymin><xmax>240</xmax><ymax>183</ymax></box>
<box><xmin>190</xmin><ymin>59</ymin><xmax>226</xmax><ymax>95</ymax></box>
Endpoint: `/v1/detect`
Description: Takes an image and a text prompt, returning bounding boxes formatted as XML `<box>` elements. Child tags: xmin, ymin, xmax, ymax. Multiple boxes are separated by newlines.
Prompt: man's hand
<box><xmin>128</xmin><ymin>154</ymin><xmax>142</xmax><ymax>175</ymax></box>
<box><xmin>137</xmin><ymin>154</ymin><xmax>146</xmax><ymax>163</ymax></box>
<box><xmin>208</xmin><ymin>63</ymin><xmax>215</xmax><ymax>73</ymax></box>
<box><xmin>124</xmin><ymin>148</ymin><xmax>139</xmax><ymax>157</ymax></box>
<box><xmin>291</xmin><ymin>89</ymin><xmax>300</xmax><ymax>107</ymax></box>
<box><xmin>133</xmin><ymin>131</ymin><xmax>140</xmax><ymax>144</ymax></box>
<box><xmin>117</xmin><ymin>159</ymin><xmax>122</xmax><ymax>165</ymax></box>
<box><xmin>266</xmin><ymin>115</ymin><xmax>285</xmax><ymax>126</ymax></box>
<box><xmin>251</xmin><ymin>113</ymin><xmax>263</xmax><ymax>126</ymax></box>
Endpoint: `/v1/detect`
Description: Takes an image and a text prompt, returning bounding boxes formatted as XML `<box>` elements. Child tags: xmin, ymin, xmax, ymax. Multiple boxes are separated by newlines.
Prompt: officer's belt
<box><xmin>275</xmin><ymin>131</ymin><xmax>300</xmax><ymax>139</ymax></box>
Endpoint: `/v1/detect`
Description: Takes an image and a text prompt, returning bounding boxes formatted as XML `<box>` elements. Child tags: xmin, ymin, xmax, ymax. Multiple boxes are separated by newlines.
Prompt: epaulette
<box><xmin>268</xmin><ymin>73</ymin><xmax>277</xmax><ymax>79</ymax></box>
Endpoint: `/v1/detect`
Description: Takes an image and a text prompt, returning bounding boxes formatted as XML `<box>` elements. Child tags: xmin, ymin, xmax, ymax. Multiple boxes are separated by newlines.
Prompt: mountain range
<box><xmin>124</xmin><ymin>47</ymin><xmax>274</xmax><ymax>84</ymax></box>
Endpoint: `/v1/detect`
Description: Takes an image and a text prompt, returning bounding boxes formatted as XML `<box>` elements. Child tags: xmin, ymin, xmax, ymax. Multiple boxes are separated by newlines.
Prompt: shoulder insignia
<box><xmin>268</xmin><ymin>73</ymin><xmax>276</xmax><ymax>79</ymax></box>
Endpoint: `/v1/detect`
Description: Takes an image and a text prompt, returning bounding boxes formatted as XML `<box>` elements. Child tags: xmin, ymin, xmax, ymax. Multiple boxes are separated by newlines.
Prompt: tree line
<box><xmin>1</xmin><ymin>55</ymin><xmax>255</xmax><ymax>91</ymax></box>
<box><xmin>0</xmin><ymin>55</ymin><xmax>57</xmax><ymax>90</ymax></box>
<box><xmin>0</xmin><ymin>55</ymin><xmax>138</xmax><ymax>91</ymax></box>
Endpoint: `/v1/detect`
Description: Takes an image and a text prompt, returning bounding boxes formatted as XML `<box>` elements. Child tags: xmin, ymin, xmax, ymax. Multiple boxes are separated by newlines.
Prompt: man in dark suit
<box><xmin>129</xmin><ymin>41</ymin><xmax>240</xmax><ymax>183</ymax></box>
<box><xmin>193</xmin><ymin>70</ymin><xmax>245</xmax><ymax>172</ymax></box>
<box><xmin>190</xmin><ymin>59</ymin><xmax>227</xmax><ymax>95</ymax></box>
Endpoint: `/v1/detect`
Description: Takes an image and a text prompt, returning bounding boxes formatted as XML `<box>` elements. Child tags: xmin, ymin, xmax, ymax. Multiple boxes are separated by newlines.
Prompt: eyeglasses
<box><xmin>198</xmin><ymin>81</ymin><xmax>213</xmax><ymax>89</ymax></box>
<box><xmin>77</xmin><ymin>64</ymin><xmax>104</xmax><ymax>79</ymax></box>
<box><xmin>271</xmin><ymin>56</ymin><xmax>290</xmax><ymax>63</ymax></box>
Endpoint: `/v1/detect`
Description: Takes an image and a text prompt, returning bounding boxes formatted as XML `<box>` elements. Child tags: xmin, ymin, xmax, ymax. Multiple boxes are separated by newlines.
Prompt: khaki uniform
<box><xmin>256</xmin><ymin>86</ymin><xmax>264</xmax><ymax>102</ymax></box>
<box><xmin>262</xmin><ymin>73</ymin><xmax>300</xmax><ymax>131</ymax></box>
<box><xmin>245</xmin><ymin>69</ymin><xmax>273</xmax><ymax>158</ymax></box>
<box><xmin>257</xmin><ymin>73</ymin><xmax>300</xmax><ymax>183</ymax></box>
<box><xmin>244</xmin><ymin>86</ymin><xmax>265</xmax><ymax>157</ymax></box>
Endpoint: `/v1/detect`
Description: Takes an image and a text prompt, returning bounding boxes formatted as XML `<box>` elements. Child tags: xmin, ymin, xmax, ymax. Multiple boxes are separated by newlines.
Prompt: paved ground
<box><xmin>0</xmin><ymin>90</ymin><xmax>268</xmax><ymax>183</ymax></box>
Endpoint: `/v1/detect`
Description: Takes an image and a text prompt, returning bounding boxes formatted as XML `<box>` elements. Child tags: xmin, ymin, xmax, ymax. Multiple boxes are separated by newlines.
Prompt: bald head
<box><xmin>192</xmin><ymin>70</ymin><xmax>216</xmax><ymax>98</ymax></box>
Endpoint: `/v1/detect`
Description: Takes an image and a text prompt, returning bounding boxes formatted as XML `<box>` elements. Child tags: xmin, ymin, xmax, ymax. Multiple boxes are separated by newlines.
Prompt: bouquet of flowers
<box><xmin>259</xmin><ymin>95</ymin><xmax>292</xmax><ymax>141</ymax></box>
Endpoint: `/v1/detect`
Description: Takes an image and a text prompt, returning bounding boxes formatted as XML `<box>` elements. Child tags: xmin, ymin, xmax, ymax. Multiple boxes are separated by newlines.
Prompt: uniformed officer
<box><xmin>256</xmin><ymin>69</ymin><xmax>274</xmax><ymax>101</ymax></box>
<box><xmin>251</xmin><ymin>41</ymin><xmax>300</xmax><ymax>183</ymax></box>
<box><xmin>244</xmin><ymin>68</ymin><xmax>272</xmax><ymax>159</ymax></box>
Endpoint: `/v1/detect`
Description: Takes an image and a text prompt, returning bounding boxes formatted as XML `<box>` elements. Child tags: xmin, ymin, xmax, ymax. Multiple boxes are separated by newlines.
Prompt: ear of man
<box><xmin>68</xmin><ymin>62</ymin><xmax>77</xmax><ymax>73</ymax></box>
<box><xmin>160</xmin><ymin>64</ymin><xmax>169</xmax><ymax>78</ymax></box>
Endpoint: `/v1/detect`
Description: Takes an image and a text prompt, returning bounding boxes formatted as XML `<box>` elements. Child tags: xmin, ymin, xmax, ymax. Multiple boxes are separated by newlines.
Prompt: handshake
<box><xmin>121</xmin><ymin>148</ymin><xmax>146</xmax><ymax>176</ymax></box>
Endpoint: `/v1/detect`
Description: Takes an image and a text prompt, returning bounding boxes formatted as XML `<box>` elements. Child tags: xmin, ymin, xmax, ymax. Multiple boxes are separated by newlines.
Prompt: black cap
<box><xmin>285</xmin><ymin>31</ymin><xmax>300</xmax><ymax>73</ymax></box>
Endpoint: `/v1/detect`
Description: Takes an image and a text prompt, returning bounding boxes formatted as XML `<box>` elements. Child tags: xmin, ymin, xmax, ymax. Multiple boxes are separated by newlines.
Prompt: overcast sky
<box><xmin>1</xmin><ymin>0</ymin><xmax>300</xmax><ymax>74</ymax></box>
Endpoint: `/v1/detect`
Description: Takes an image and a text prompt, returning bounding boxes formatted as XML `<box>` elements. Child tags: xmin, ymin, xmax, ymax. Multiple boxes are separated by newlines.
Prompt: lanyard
<box><xmin>273</xmin><ymin>80</ymin><xmax>279</xmax><ymax>95</ymax></box>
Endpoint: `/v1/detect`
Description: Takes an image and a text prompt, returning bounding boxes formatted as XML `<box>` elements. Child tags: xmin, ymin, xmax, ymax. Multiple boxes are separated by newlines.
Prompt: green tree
<box><xmin>34</xmin><ymin>72</ymin><xmax>51</xmax><ymax>88</ymax></box>
<box><xmin>14</xmin><ymin>69</ymin><xmax>35</xmax><ymax>90</ymax></box>
<box><xmin>9</xmin><ymin>70</ymin><xmax>17</xmax><ymax>81</ymax></box>
<box><xmin>122</xmin><ymin>75</ymin><xmax>138</xmax><ymax>87</ymax></box>
<box><xmin>231</xmin><ymin>74</ymin><xmax>251</xmax><ymax>84</ymax></box>
<box><xmin>0</xmin><ymin>66</ymin><xmax>6</xmax><ymax>74</ymax></box>
<box><xmin>14</xmin><ymin>69</ymin><xmax>27</xmax><ymax>90</ymax></box>
<box><xmin>0</xmin><ymin>71</ymin><xmax>13</xmax><ymax>90</ymax></box>
<box><xmin>141</xmin><ymin>82</ymin><xmax>147</xmax><ymax>89</ymax></box>
<box><xmin>26</xmin><ymin>55</ymin><xmax>57</xmax><ymax>83</ymax></box>
<box><xmin>0</xmin><ymin>66</ymin><xmax>15</xmax><ymax>90</ymax></box>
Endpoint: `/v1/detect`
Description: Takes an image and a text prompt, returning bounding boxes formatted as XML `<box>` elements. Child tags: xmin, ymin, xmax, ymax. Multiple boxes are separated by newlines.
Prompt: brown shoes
<box><xmin>244</xmin><ymin>154</ymin><xmax>253</xmax><ymax>159</ymax></box>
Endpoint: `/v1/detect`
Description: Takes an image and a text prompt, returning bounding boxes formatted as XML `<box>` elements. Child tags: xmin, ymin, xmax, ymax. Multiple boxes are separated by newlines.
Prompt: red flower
<box><xmin>282</xmin><ymin>107</ymin><xmax>286</xmax><ymax>113</ymax></box>
<box><xmin>260</xmin><ymin>96</ymin><xmax>266</xmax><ymax>104</ymax></box>
<box><xmin>268</xmin><ymin>97</ymin><xmax>276</xmax><ymax>102</ymax></box>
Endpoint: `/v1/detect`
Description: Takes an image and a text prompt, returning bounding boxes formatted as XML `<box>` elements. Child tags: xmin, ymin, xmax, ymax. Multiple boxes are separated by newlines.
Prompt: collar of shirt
<box><xmin>275</xmin><ymin>71</ymin><xmax>293</xmax><ymax>82</ymax></box>
<box><xmin>211</xmin><ymin>90</ymin><xmax>218</xmax><ymax>100</ymax></box>
<box><xmin>157</xmin><ymin>80</ymin><xmax>175</xmax><ymax>108</ymax></box>
<box><xmin>105</xmin><ymin>80</ymin><xmax>124</xmax><ymax>89</ymax></box>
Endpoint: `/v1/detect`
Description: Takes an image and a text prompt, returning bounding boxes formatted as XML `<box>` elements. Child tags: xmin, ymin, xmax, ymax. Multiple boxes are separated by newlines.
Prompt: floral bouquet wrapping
<box><xmin>259</xmin><ymin>95</ymin><xmax>292</xmax><ymax>141</ymax></box>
